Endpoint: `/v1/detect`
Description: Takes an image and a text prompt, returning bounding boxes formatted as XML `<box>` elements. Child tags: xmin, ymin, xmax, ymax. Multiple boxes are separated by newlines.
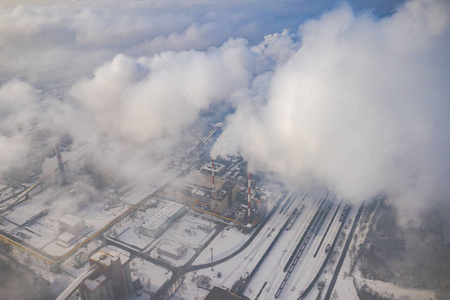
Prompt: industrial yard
<box><xmin>0</xmin><ymin>119</ymin><xmax>358</xmax><ymax>300</ymax></box>
<box><xmin>0</xmin><ymin>117</ymin><xmax>446</xmax><ymax>300</ymax></box>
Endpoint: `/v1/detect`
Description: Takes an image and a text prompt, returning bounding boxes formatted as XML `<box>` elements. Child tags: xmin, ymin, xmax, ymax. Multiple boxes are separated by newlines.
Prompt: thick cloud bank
<box><xmin>0</xmin><ymin>1</ymin><xmax>368</xmax><ymax>87</ymax></box>
<box><xmin>213</xmin><ymin>0</ymin><xmax>450</xmax><ymax>210</ymax></box>
<box><xmin>64</xmin><ymin>39</ymin><xmax>255</xmax><ymax>181</ymax></box>
<box><xmin>0</xmin><ymin>0</ymin><xmax>447</xmax><ymax>215</ymax></box>
<box><xmin>0</xmin><ymin>80</ymin><xmax>42</xmax><ymax>175</ymax></box>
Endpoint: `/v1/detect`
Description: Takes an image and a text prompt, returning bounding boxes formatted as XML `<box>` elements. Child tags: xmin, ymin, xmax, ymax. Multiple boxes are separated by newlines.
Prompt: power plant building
<box><xmin>201</xmin><ymin>161</ymin><xmax>226</xmax><ymax>176</ymax></box>
<box><xmin>214</xmin><ymin>180</ymin><xmax>239</xmax><ymax>214</ymax></box>
<box><xmin>184</xmin><ymin>172</ymin><xmax>239</xmax><ymax>214</ymax></box>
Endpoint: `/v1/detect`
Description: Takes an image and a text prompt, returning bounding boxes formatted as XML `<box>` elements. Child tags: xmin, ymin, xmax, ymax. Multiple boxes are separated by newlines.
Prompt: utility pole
<box><xmin>210</xmin><ymin>247</ymin><xmax>214</xmax><ymax>271</ymax></box>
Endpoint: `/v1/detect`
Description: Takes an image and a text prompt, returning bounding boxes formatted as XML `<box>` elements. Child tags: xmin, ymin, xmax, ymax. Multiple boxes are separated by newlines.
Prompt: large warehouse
<box><xmin>137</xmin><ymin>202</ymin><xmax>186</xmax><ymax>238</ymax></box>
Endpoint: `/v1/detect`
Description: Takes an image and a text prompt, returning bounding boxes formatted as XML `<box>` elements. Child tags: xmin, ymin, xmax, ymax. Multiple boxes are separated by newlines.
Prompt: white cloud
<box><xmin>0</xmin><ymin>80</ymin><xmax>42</xmax><ymax>175</ymax></box>
<box><xmin>1</xmin><ymin>0</ymin><xmax>445</xmax><ymax>216</ymax></box>
<box><xmin>213</xmin><ymin>0</ymin><xmax>450</xmax><ymax>213</ymax></box>
<box><xmin>65</xmin><ymin>38</ymin><xmax>255</xmax><ymax>181</ymax></box>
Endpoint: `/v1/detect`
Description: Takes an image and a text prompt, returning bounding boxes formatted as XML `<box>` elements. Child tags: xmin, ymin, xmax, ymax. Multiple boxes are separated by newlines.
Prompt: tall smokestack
<box><xmin>248</xmin><ymin>172</ymin><xmax>251</xmax><ymax>223</ymax></box>
<box><xmin>212</xmin><ymin>159</ymin><xmax>216</xmax><ymax>213</ymax></box>
<box><xmin>55</xmin><ymin>144</ymin><xmax>67</xmax><ymax>185</ymax></box>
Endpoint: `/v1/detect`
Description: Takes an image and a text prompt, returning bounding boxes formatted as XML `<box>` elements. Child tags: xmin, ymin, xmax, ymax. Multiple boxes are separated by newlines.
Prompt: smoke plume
<box><xmin>0</xmin><ymin>0</ymin><xmax>447</xmax><ymax>216</ymax></box>
<box><xmin>213</xmin><ymin>0</ymin><xmax>450</xmax><ymax>214</ymax></box>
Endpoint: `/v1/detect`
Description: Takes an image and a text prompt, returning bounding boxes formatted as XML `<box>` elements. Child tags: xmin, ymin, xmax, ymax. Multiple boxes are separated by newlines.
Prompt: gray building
<box><xmin>79</xmin><ymin>246</ymin><xmax>133</xmax><ymax>300</ymax></box>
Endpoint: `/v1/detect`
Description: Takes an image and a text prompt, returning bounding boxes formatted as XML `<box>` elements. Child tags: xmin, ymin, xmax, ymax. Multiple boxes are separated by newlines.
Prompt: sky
<box><xmin>0</xmin><ymin>0</ymin><xmax>449</xmax><ymax>220</ymax></box>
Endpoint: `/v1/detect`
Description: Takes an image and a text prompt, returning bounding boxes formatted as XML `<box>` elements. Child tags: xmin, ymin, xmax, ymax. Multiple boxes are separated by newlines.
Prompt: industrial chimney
<box><xmin>211</xmin><ymin>159</ymin><xmax>216</xmax><ymax>213</ymax></box>
<box><xmin>55</xmin><ymin>144</ymin><xmax>67</xmax><ymax>185</ymax></box>
<box><xmin>248</xmin><ymin>172</ymin><xmax>251</xmax><ymax>223</ymax></box>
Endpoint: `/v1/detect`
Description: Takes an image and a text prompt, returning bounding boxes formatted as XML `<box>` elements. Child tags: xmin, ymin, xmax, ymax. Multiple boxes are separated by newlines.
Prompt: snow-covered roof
<box><xmin>202</xmin><ymin>162</ymin><xmax>226</xmax><ymax>173</ymax></box>
<box><xmin>140</xmin><ymin>202</ymin><xmax>184</xmax><ymax>232</ymax></box>
<box><xmin>59</xmin><ymin>214</ymin><xmax>84</xmax><ymax>227</ymax></box>
<box><xmin>90</xmin><ymin>246</ymin><xmax>131</xmax><ymax>267</ymax></box>
<box><xmin>57</xmin><ymin>232</ymin><xmax>75</xmax><ymax>243</ymax></box>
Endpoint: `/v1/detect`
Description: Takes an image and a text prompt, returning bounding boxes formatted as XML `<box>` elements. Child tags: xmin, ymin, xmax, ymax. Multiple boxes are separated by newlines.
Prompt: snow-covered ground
<box><xmin>129</xmin><ymin>258</ymin><xmax>172</xmax><ymax>294</ymax></box>
<box><xmin>149</xmin><ymin>239</ymin><xmax>197</xmax><ymax>267</ymax></box>
<box><xmin>245</xmin><ymin>193</ymin><xmax>343</xmax><ymax>300</ymax></box>
<box><xmin>109</xmin><ymin>204</ymin><xmax>217</xmax><ymax>261</ymax></box>
<box><xmin>193</xmin><ymin>226</ymin><xmax>247</xmax><ymax>265</ymax></box>
<box><xmin>61</xmin><ymin>239</ymin><xmax>103</xmax><ymax>277</ymax></box>
<box><xmin>161</xmin><ymin>214</ymin><xmax>216</xmax><ymax>249</ymax></box>
<box><xmin>175</xmin><ymin>191</ymin><xmax>296</xmax><ymax>299</ymax></box>
<box><xmin>120</xmin><ymin>184</ymin><xmax>159</xmax><ymax>205</ymax></box>
<box><xmin>107</xmin><ymin>199</ymin><xmax>170</xmax><ymax>250</ymax></box>
<box><xmin>0</xmin><ymin>183</ymin><xmax>132</xmax><ymax>257</ymax></box>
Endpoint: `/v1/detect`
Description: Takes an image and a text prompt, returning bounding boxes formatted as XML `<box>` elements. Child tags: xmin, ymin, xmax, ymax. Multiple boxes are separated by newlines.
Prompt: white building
<box><xmin>58</xmin><ymin>214</ymin><xmax>85</xmax><ymax>235</ymax></box>
<box><xmin>138</xmin><ymin>202</ymin><xmax>185</xmax><ymax>238</ymax></box>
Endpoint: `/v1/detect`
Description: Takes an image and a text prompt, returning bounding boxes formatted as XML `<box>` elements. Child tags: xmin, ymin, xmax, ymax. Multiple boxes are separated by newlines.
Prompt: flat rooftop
<box><xmin>90</xmin><ymin>246</ymin><xmax>131</xmax><ymax>268</ymax></box>
<box><xmin>140</xmin><ymin>202</ymin><xmax>184</xmax><ymax>232</ymax></box>
<box><xmin>59</xmin><ymin>214</ymin><xmax>83</xmax><ymax>226</ymax></box>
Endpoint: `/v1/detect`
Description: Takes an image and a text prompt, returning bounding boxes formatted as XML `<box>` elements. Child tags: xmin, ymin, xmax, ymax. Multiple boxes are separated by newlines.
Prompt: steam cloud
<box><xmin>0</xmin><ymin>0</ymin><xmax>448</xmax><ymax>216</ymax></box>
<box><xmin>0</xmin><ymin>80</ymin><xmax>41</xmax><ymax>175</ymax></box>
<box><xmin>65</xmin><ymin>41</ymin><xmax>255</xmax><ymax>181</ymax></box>
<box><xmin>213</xmin><ymin>0</ymin><xmax>450</xmax><ymax>213</ymax></box>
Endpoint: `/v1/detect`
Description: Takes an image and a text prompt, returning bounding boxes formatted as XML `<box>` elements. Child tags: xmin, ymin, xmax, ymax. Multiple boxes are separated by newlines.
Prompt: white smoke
<box><xmin>0</xmin><ymin>0</ymin><xmax>447</xmax><ymax>216</ymax></box>
<box><xmin>65</xmin><ymin>39</ymin><xmax>255</xmax><ymax>181</ymax></box>
<box><xmin>0</xmin><ymin>80</ymin><xmax>42</xmax><ymax>175</ymax></box>
<box><xmin>212</xmin><ymin>0</ymin><xmax>450</xmax><ymax>214</ymax></box>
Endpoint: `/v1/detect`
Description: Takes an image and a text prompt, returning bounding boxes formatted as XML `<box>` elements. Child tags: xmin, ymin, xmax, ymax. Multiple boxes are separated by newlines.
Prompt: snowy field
<box><xmin>110</xmin><ymin>205</ymin><xmax>217</xmax><ymax>256</ymax></box>
<box><xmin>120</xmin><ymin>184</ymin><xmax>159</xmax><ymax>205</ymax></box>
<box><xmin>175</xmin><ymin>191</ymin><xmax>297</xmax><ymax>299</ymax></box>
<box><xmin>193</xmin><ymin>226</ymin><xmax>247</xmax><ymax>265</ymax></box>
<box><xmin>149</xmin><ymin>239</ymin><xmax>197</xmax><ymax>267</ymax></box>
<box><xmin>161</xmin><ymin>214</ymin><xmax>216</xmax><ymax>249</ymax></box>
<box><xmin>129</xmin><ymin>258</ymin><xmax>172</xmax><ymax>294</ymax></box>
<box><xmin>0</xmin><ymin>182</ymin><xmax>134</xmax><ymax>257</ymax></box>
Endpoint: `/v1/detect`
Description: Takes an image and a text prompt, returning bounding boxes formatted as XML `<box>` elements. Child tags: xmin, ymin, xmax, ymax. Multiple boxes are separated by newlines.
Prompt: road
<box><xmin>55</xmin><ymin>264</ymin><xmax>98</xmax><ymax>300</ymax></box>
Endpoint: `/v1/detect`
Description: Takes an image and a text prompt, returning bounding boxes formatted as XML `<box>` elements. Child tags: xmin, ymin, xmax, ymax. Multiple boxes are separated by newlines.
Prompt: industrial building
<box><xmin>184</xmin><ymin>171</ymin><xmax>240</xmax><ymax>214</ymax></box>
<box><xmin>59</xmin><ymin>214</ymin><xmax>85</xmax><ymax>235</ymax></box>
<box><xmin>79</xmin><ymin>246</ymin><xmax>134</xmax><ymax>300</ymax></box>
<box><xmin>137</xmin><ymin>202</ymin><xmax>186</xmax><ymax>238</ymax></box>
<box><xmin>201</xmin><ymin>161</ymin><xmax>226</xmax><ymax>176</ymax></box>
<box><xmin>185</xmin><ymin>172</ymin><xmax>226</xmax><ymax>199</ymax></box>
<box><xmin>157</xmin><ymin>239</ymin><xmax>187</xmax><ymax>260</ymax></box>
<box><xmin>214</xmin><ymin>180</ymin><xmax>239</xmax><ymax>214</ymax></box>
<box><xmin>204</xmin><ymin>287</ymin><xmax>251</xmax><ymax>300</ymax></box>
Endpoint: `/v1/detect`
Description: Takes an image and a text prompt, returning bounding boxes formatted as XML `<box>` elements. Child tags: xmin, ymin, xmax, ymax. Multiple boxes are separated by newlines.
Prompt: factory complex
<box><xmin>0</xmin><ymin>122</ymin><xmax>273</xmax><ymax>300</ymax></box>
<box><xmin>0</xmin><ymin>119</ymin><xmax>354</xmax><ymax>300</ymax></box>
